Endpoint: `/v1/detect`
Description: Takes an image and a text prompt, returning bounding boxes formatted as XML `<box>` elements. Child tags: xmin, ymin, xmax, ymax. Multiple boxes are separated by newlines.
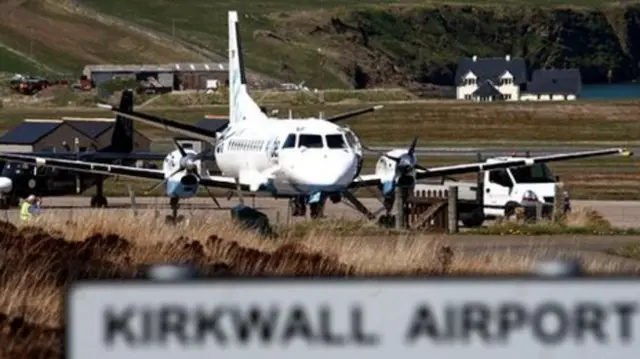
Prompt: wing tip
<box><xmin>621</xmin><ymin>149</ymin><xmax>634</xmax><ymax>157</ymax></box>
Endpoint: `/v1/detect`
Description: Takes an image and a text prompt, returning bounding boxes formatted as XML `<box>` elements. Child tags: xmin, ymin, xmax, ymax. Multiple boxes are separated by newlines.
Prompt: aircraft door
<box><xmin>267</xmin><ymin>136</ymin><xmax>282</xmax><ymax>164</ymax></box>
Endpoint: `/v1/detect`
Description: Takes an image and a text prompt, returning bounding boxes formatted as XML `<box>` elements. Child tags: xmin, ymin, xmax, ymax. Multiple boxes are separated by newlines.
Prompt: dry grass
<box><xmin>0</xmin><ymin>209</ymin><xmax>638</xmax><ymax>357</ymax></box>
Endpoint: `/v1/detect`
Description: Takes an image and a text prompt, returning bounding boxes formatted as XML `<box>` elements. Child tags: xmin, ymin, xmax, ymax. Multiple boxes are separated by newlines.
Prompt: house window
<box><xmin>503</xmin><ymin>94</ymin><xmax>512</xmax><ymax>100</ymax></box>
<box><xmin>500</xmin><ymin>78</ymin><xmax>513</xmax><ymax>86</ymax></box>
<box><xmin>463</xmin><ymin>78</ymin><xmax>476</xmax><ymax>86</ymax></box>
<box><xmin>464</xmin><ymin>94</ymin><xmax>472</xmax><ymax>100</ymax></box>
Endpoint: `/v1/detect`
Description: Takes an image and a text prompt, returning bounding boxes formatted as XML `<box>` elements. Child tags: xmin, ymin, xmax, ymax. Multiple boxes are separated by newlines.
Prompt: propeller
<box><xmin>144</xmin><ymin>140</ymin><xmax>221</xmax><ymax>209</ymax></box>
<box><xmin>364</xmin><ymin>136</ymin><xmax>428</xmax><ymax>174</ymax></box>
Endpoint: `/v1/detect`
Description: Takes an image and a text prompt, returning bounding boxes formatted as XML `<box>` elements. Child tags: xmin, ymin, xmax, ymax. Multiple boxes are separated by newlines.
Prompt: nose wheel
<box><xmin>165</xmin><ymin>197</ymin><xmax>184</xmax><ymax>225</ymax></box>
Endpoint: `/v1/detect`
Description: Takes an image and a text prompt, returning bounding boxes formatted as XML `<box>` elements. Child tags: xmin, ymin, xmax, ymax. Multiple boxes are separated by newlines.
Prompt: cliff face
<box><xmin>301</xmin><ymin>5</ymin><xmax>640</xmax><ymax>87</ymax></box>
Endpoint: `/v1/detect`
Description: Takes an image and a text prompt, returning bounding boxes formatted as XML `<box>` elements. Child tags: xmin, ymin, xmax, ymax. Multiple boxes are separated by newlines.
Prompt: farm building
<box><xmin>0</xmin><ymin>120</ymin><xmax>94</xmax><ymax>153</ymax></box>
<box><xmin>82</xmin><ymin>64</ymin><xmax>175</xmax><ymax>95</ymax></box>
<box><xmin>519</xmin><ymin>69</ymin><xmax>581</xmax><ymax>101</ymax></box>
<box><xmin>0</xmin><ymin>118</ymin><xmax>151</xmax><ymax>153</ymax></box>
<box><xmin>455</xmin><ymin>55</ymin><xmax>528</xmax><ymax>102</ymax></box>
<box><xmin>82</xmin><ymin>62</ymin><xmax>228</xmax><ymax>94</ymax></box>
<box><xmin>455</xmin><ymin>55</ymin><xmax>582</xmax><ymax>102</ymax></box>
<box><xmin>171</xmin><ymin>63</ymin><xmax>228</xmax><ymax>90</ymax></box>
<box><xmin>63</xmin><ymin>118</ymin><xmax>152</xmax><ymax>151</ymax></box>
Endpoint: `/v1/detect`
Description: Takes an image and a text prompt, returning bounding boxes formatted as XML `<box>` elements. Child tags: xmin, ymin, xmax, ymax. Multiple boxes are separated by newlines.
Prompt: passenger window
<box><xmin>489</xmin><ymin>169</ymin><xmax>512</xmax><ymax>187</ymax></box>
<box><xmin>282</xmin><ymin>134</ymin><xmax>296</xmax><ymax>149</ymax></box>
<box><xmin>326</xmin><ymin>134</ymin><xmax>347</xmax><ymax>149</ymax></box>
<box><xmin>299</xmin><ymin>134</ymin><xmax>324</xmax><ymax>149</ymax></box>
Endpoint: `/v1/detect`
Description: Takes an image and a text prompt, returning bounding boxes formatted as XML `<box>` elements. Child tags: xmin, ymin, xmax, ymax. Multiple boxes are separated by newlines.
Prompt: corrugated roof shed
<box><xmin>83</xmin><ymin>64</ymin><xmax>174</xmax><ymax>77</ymax></box>
<box><xmin>525</xmin><ymin>69</ymin><xmax>581</xmax><ymax>95</ymax></box>
<box><xmin>455</xmin><ymin>56</ymin><xmax>527</xmax><ymax>86</ymax></box>
<box><xmin>66</xmin><ymin>120</ymin><xmax>114</xmax><ymax>139</ymax></box>
<box><xmin>0</xmin><ymin>122</ymin><xmax>62</xmax><ymax>144</ymax></box>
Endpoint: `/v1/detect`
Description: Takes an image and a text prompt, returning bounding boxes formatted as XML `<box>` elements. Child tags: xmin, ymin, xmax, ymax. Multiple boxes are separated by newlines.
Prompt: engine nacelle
<box><xmin>162</xmin><ymin>149</ymin><xmax>203</xmax><ymax>198</ymax></box>
<box><xmin>375</xmin><ymin>149</ymin><xmax>415</xmax><ymax>196</ymax></box>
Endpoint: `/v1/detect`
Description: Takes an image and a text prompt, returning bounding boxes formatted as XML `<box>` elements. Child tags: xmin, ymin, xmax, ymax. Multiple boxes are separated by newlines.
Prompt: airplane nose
<box><xmin>0</xmin><ymin>177</ymin><xmax>12</xmax><ymax>193</ymax></box>
<box><xmin>288</xmin><ymin>152</ymin><xmax>357</xmax><ymax>188</ymax></box>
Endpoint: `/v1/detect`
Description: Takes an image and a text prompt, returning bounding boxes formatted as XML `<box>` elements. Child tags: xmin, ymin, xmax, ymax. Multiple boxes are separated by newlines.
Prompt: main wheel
<box><xmin>90</xmin><ymin>196</ymin><xmax>108</xmax><ymax>208</ymax></box>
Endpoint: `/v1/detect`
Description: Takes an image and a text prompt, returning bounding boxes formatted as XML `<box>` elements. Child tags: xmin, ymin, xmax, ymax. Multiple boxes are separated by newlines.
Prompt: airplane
<box><xmin>0</xmin><ymin>90</ymin><xmax>166</xmax><ymax>209</ymax></box>
<box><xmin>0</xmin><ymin>10</ymin><xmax>632</xmax><ymax>223</ymax></box>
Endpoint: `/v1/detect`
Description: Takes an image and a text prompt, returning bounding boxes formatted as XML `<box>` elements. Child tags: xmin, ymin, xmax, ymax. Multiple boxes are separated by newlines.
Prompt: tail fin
<box><xmin>102</xmin><ymin>90</ymin><xmax>134</xmax><ymax>153</ymax></box>
<box><xmin>228</xmin><ymin>11</ymin><xmax>267</xmax><ymax>124</ymax></box>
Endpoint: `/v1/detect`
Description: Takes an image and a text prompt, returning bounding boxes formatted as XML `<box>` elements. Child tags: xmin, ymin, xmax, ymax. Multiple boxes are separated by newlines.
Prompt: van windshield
<box><xmin>510</xmin><ymin>163</ymin><xmax>555</xmax><ymax>183</ymax></box>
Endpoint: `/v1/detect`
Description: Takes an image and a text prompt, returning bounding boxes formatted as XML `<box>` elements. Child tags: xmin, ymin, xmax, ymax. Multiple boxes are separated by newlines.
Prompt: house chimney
<box><xmin>506</xmin><ymin>54</ymin><xmax>511</xmax><ymax>61</ymax></box>
<box><xmin>472</xmin><ymin>55</ymin><xmax>477</xmax><ymax>62</ymax></box>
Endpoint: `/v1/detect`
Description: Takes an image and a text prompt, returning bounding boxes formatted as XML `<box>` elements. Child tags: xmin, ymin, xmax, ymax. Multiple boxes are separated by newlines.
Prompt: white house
<box><xmin>455</xmin><ymin>55</ymin><xmax>527</xmax><ymax>102</ymax></box>
<box><xmin>519</xmin><ymin>69</ymin><xmax>581</xmax><ymax>101</ymax></box>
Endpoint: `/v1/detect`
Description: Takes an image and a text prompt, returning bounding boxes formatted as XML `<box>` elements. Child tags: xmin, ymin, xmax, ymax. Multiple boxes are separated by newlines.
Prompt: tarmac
<box><xmin>6</xmin><ymin>196</ymin><xmax>640</xmax><ymax>272</ymax></box>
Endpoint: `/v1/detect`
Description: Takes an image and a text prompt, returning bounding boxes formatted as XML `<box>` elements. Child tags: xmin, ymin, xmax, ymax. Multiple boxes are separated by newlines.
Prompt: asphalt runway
<box><xmin>5</xmin><ymin>196</ymin><xmax>640</xmax><ymax>272</ymax></box>
<box><xmin>15</xmin><ymin>196</ymin><xmax>640</xmax><ymax>228</ymax></box>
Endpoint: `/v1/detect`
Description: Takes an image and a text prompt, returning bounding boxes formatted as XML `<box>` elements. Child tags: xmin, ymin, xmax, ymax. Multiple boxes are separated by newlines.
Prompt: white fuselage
<box><xmin>213</xmin><ymin>118</ymin><xmax>360</xmax><ymax>196</ymax></box>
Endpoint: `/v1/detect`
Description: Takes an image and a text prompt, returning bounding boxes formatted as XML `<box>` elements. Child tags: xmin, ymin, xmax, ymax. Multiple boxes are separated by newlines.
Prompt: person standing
<box><xmin>20</xmin><ymin>194</ymin><xmax>41</xmax><ymax>223</ymax></box>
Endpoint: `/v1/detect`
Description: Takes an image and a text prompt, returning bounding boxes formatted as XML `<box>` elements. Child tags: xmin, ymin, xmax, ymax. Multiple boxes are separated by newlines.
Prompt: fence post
<box><xmin>448</xmin><ymin>186</ymin><xmax>459</xmax><ymax>234</ymax></box>
<box><xmin>394</xmin><ymin>185</ymin><xmax>406</xmax><ymax>229</ymax></box>
<box><xmin>535</xmin><ymin>202</ymin><xmax>543</xmax><ymax>221</ymax></box>
<box><xmin>553</xmin><ymin>183</ymin><xmax>564</xmax><ymax>222</ymax></box>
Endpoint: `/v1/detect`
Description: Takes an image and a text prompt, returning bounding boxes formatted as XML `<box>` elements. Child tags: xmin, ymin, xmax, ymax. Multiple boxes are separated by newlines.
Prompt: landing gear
<box><xmin>165</xmin><ymin>197</ymin><xmax>184</xmax><ymax>225</ymax></box>
<box><xmin>309</xmin><ymin>201</ymin><xmax>325</xmax><ymax>219</ymax></box>
<box><xmin>290</xmin><ymin>196</ymin><xmax>306</xmax><ymax>217</ymax></box>
<box><xmin>90</xmin><ymin>180</ymin><xmax>108</xmax><ymax>208</ymax></box>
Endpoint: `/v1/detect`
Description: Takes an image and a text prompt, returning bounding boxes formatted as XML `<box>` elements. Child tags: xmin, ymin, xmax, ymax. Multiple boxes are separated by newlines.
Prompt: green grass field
<box><xmin>2</xmin><ymin>100</ymin><xmax>639</xmax><ymax>146</ymax></box>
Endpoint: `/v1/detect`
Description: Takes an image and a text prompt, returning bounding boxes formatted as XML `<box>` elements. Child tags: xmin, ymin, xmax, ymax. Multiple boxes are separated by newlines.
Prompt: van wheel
<box><xmin>504</xmin><ymin>201</ymin><xmax>519</xmax><ymax>220</ymax></box>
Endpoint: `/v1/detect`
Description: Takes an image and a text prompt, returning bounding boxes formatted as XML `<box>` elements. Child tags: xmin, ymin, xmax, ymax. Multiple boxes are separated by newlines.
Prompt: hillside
<box><xmin>1</xmin><ymin>0</ymin><xmax>640</xmax><ymax>88</ymax></box>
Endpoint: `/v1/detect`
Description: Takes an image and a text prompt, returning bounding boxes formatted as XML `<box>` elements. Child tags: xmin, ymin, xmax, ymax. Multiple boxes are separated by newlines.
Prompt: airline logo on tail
<box><xmin>227</xmin><ymin>10</ymin><xmax>268</xmax><ymax>125</ymax></box>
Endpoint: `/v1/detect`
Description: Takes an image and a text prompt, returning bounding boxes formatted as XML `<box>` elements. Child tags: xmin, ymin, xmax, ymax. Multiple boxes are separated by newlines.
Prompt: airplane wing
<box><xmin>3</xmin><ymin>151</ymin><xmax>168</xmax><ymax>161</ymax></box>
<box><xmin>0</xmin><ymin>153</ymin><xmax>244</xmax><ymax>191</ymax></box>
<box><xmin>350</xmin><ymin>148</ymin><xmax>632</xmax><ymax>189</ymax></box>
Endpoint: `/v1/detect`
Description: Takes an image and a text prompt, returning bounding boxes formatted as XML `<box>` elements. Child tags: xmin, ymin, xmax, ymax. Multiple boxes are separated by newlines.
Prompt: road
<box><xmin>364</xmin><ymin>146</ymin><xmax>637</xmax><ymax>157</ymax></box>
<box><xmin>6</xmin><ymin>196</ymin><xmax>640</xmax><ymax>272</ymax></box>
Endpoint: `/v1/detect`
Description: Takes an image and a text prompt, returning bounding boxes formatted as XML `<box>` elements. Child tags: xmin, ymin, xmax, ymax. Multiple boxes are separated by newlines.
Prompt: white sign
<box><xmin>67</xmin><ymin>279</ymin><xmax>640</xmax><ymax>359</ymax></box>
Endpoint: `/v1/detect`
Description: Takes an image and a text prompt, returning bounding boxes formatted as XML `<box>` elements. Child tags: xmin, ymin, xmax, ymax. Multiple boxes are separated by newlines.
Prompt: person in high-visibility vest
<box><xmin>20</xmin><ymin>195</ymin><xmax>41</xmax><ymax>222</ymax></box>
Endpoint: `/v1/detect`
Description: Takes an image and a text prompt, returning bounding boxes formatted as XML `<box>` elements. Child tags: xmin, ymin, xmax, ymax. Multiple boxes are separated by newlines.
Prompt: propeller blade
<box><xmin>192</xmin><ymin>147</ymin><xmax>214</xmax><ymax>161</ymax></box>
<box><xmin>407</xmin><ymin>136</ymin><xmax>418</xmax><ymax>157</ymax></box>
<box><xmin>203</xmin><ymin>185</ymin><xmax>222</xmax><ymax>209</ymax></box>
<box><xmin>172</xmin><ymin>138</ymin><xmax>187</xmax><ymax>157</ymax></box>
<box><xmin>145</xmin><ymin>167</ymin><xmax>181</xmax><ymax>194</ymax></box>
<box><xmin>144</xmin><ymin>179</ymin><xmax>167</xmax><ymax>195</ymax></box>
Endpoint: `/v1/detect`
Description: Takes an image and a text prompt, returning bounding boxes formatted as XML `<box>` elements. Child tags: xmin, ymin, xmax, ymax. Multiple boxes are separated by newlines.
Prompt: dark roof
<box><xmin>175</xmin><ymin>118</ymin><xmax>229</xmax><ymax>140</ymax></box>
<box><xmin>525</xmin><ymin>69</ymin><xmax>581</xmax><ymax>95</ymax></box>
<box><xmin>0</xmin><ymin>122</ymin><xmax>62</xmax><ymax>145</ymax></box>
<box><xmin>66</xmin><ymin>121</ymin><xmax>113</xmax><ymax>139</ymax></box>
<box><xmin>455</xmin><ymin>56</ymin><xmax>527</xmax><ymax>86</ymax></box>
<box><xmin>472</xmin><ymin>81</ymin><xmax>502</xmax><ymax>97</ymax></box>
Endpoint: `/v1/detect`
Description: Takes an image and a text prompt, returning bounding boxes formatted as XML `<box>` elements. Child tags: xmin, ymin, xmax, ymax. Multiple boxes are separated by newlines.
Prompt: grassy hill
<box><xmin>1</xmin><ymin>0</ymin><xmax>639</xmax><ymax>87</ymax></box>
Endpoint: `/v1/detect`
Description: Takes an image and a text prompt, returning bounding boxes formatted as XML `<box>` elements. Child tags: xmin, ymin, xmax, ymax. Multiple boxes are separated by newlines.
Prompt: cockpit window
<box><xmin>282</xmin><ymin>134</ymin><xmax>296</xmax><ymax>149</ymax></box>
<box><xmin>326</xmin><ymin>134</ymin><xmax>347</xmax><ymax>149</ymax></box>
<box><xmin>298</xmin><ymin>134</ymin><xmax>323</xmax><ymax>148</ymax></box>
